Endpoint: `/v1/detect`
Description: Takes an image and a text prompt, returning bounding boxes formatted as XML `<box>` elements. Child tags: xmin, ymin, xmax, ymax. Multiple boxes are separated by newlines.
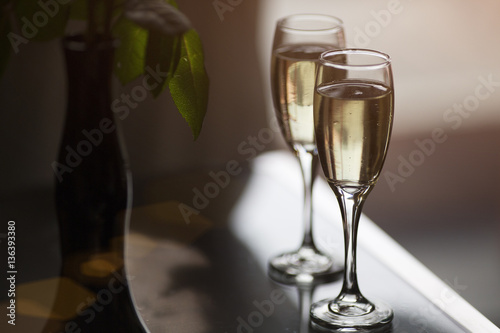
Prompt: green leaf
<box><xmin>167</xmin><ymin>0</ymin><xmax>179</xmax><ymax>9</ymax></box>
<box><xmin>14</xmin><ymin>0</ymin><xmax>70</xmax><ymax>41</ymax></box>
<box><xmin>112</xmin><ymin>16</ymin><xmax>148</xmax><ymax>85</ymax></box>
<box><xmin>168</xmin><ymin>29</ymin><xmax>209</xmax><ymax>140</ymax></box>
<box><xmin>144</xmin><ymin>32</ymin><xmax>180</xmax><ymax>98</ymax></box>
<box><xmin>142</xmin><ymin>0</ymin><xmax>185</xmax><ymax>97</ymax></box>
<box><xmin>0</xmin><ymin>12</ymin><xmax>11</xmax><ymax>77</ymax></box>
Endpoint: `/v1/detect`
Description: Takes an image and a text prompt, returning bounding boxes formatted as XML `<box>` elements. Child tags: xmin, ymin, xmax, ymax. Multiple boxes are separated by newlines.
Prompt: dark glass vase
<box><xmin>43</xmin><ymin>35</ymin><xmax>149</xmax><ymax>333</ymax></box>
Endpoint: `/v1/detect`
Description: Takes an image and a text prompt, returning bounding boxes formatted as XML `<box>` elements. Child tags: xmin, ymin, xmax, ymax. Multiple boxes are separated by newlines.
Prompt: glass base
<box><xmin>310</xmin><ymin>298</ymin><xmax>393</xmax><ymax>331</ymax></box>
<box><xmin>268</xmin><ymin>247</ymin><xmax>342</xmax><ymax>285</ymax></box>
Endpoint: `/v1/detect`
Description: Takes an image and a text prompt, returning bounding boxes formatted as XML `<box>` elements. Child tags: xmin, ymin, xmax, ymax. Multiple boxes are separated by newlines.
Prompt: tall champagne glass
<box><xmin>310</xmin><ymin>49</ymin><xmax>394</xmax><ymax>329</ymax></box>
<box><xmin>269</xmin><ymin>14</ymin><xmax>345</xmax><ymax>283</ymax></box>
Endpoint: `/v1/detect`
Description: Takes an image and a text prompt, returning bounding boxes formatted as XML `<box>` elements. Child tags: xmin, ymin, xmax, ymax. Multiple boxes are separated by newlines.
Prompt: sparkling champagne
<box><xmin>271</xmin><ymin>44</ymin><xmax>339</xmax><ymax>152</ymax></box>
<box><xmin>314</xmin><ymin>80</ymin><xmax>393</xmax><ymax>187</ymax></box>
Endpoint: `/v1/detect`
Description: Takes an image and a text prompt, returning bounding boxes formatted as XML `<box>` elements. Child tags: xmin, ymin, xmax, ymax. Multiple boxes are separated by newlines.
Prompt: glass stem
<box><xmin>333</xmin><ymin>185</ymin><xmax>372</xmax><ymax>302</ymax></box>
<box><xmin>295</xmin><ymin>145</ymin><xmax>318</xmax><ymax>250</ymax></box>
<box><xmin>298</xmin><ymin>284</ymin><xmax>314</xmax><ymax>333</ymax></box>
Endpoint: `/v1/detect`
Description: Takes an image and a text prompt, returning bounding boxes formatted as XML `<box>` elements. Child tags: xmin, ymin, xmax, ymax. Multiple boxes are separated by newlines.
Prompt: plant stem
<box><xmin>104</xmin><ymin>0</ymin><xmax>114</xmax><ymax>38</ymax></box>
<box><xmin>87</xmin><ymin>0</ymin><xmax>97</xmax><ymax>43</ymax></box>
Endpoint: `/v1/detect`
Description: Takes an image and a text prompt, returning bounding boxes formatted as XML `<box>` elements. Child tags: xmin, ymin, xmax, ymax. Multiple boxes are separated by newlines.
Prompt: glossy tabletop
<box><xmin>2</xmin><ymin>151</ymin><xmax>499</xmax><ymax>333</ymax></box>
<box><xmin>126</xmin><ymin>151</ymin><xmax>499</xmax><ymax>333</ymax></box>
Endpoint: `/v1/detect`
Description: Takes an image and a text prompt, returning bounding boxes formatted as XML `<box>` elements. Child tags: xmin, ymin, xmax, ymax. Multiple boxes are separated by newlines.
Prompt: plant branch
<box><xmin>87</xmin><ymin>0</ymin><xmax>97</xmax><ymax>43</ymax></box>
<box><xmin>104</xmin><ymin>0</ymin><xmax>113</xmax><ymax>39</ymax></box>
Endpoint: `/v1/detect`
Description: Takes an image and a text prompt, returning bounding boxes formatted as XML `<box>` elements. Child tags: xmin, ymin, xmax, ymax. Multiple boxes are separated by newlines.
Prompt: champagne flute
<box><xmin>269</xmin><ymin>14</ymin><xmax>345</xmax><ymax>284</ymax></box>
<box><xmin>310</xmin><ymin>49</ymin><xmax>394</xmax><ymax>329</ymax></box>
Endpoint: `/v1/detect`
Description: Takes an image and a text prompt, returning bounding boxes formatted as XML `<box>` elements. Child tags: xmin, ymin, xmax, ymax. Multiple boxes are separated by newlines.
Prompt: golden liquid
<box><xmin>314</xmin><ymin>80</ymin><xmax>393</xmax><ymax>187</ymax></box>
<box><xmin>271</xmin><ymin>44</ymin><xmax>338</xmax><ymax>152</ymax></box>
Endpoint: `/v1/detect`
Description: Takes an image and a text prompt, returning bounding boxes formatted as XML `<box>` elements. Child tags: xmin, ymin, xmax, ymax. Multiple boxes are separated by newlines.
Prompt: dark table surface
<box><xmin>1</xmin><ymin>151</ymin><xmax>499</xmax><ymax>333</ymax></box>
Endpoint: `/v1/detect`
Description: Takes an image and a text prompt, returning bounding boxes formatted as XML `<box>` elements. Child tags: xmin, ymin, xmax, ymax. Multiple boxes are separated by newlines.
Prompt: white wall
<box><xmin>257</xmin><ymin>0</ymin><xmax>500</xmax><ymax>138</ymax></box>
<box><xmin>1</xmin><ymin>0</ymin><xmax>500</xmax><ymax>196</ymax></box>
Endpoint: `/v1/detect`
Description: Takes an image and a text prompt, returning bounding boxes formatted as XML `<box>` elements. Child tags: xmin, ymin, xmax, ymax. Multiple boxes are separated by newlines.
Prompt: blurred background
<box><xmin>0</xmin><ymin>0</ymin><xmax>499</xmax><ymax>327</ymax></box>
